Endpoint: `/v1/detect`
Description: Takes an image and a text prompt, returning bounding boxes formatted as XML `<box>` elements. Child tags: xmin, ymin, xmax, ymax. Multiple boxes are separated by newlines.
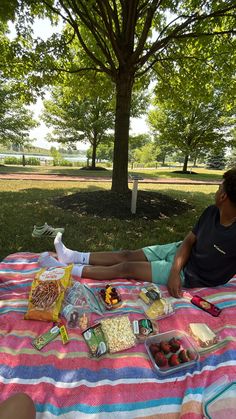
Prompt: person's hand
<box><xmin>167</xmin><ymin>272</ymin><xmax>183</xmax><ymax>298</ymax></box>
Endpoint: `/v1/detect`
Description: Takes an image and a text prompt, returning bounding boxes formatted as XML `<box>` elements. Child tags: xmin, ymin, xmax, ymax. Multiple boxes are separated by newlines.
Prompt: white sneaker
<box><xmin>32</xmin><ymin>223</ymin><xmax>64</xmax><ymax>237</ymax></box>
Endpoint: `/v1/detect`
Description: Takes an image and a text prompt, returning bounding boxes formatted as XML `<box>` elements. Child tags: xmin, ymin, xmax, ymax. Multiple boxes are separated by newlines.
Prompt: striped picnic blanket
<box><xmin>0</xmin><ymin>252</ymin><xmax>236</xmax><ymax>418</ymax></box>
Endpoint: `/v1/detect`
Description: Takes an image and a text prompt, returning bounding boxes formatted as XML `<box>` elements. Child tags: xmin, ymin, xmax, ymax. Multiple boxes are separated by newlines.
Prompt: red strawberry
<box><xmin>170</xmin><ymin>337</ymin><xmax>181</xmax><ymax>345</ymax></box>
<box><xmin>168</xmin><ymin>354</ymin><xmax>180</xmax><ymax>367</ymax></box>
<box><xmin>154</xmin><ymin>352</ymin><xmax>168</xmax><ymax>367</ymax></box>
<box><xmin>178</xmin><ymin>349</ymin><xmax>189</xmax><ymax>363</ymax></box>
<box><xmin>169</xmin><ymin>338</ymin><xmax>181</xmax><ymax>352</ymax></box>
<box><xmin>160</xmin><ymin>341</ymin><xmax>171</xmax><ymax>354</ymax></box>
<box><xmin>186</xmin><ymin>349</ymin><xmax>196</xmax><ymax>360</ymax></box>
<box><xmin>149</xmin><ymin>343</ymin><xmax>160</xmax><ymax>355</ymax></box>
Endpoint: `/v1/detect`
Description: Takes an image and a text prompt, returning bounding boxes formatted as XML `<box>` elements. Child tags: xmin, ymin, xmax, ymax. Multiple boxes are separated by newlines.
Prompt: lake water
<box><xmin>0</xmin><ymin>153</ymin><xmax>87</xmax><ymax>162</ymax></box>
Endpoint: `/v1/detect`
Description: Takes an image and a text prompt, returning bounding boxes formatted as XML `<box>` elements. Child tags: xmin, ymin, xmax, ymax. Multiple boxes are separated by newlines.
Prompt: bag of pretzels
<box><xmin>24</xmin><ymin>265</ymin><xmax>73</xmax><ymax>322</ymax></box>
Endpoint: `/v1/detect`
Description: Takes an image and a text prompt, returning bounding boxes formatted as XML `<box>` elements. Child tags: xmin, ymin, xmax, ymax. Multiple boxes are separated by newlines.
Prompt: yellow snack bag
<box><xmin>24</xmin><ymin>265</ymin><xmax>73</xmax><ymax>322</ymax></box>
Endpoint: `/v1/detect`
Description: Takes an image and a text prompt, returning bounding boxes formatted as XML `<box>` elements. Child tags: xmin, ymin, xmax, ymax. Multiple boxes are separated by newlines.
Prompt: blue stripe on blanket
<box><xmin>36</xmin><ymin>396</ymin><xmax>184</xmax><ymax>415</ymax></box>
<box><xmin>2</xmin><ymin>350</ymin><xmax>235</xmax><ymax>383</ymax></box>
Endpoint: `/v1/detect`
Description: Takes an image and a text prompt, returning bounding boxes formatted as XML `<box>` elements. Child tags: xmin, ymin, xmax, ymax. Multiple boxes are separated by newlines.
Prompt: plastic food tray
<box><xmin>188</xmin><ymin>323</ymin><xmax>226</xmax><ymax>354</ymax></box>
<box><xmin>145</xmin><ymin>330</ymin><xmax>199</xmax><ymax>375</ymax></box>
<box><xmin>203</xmin><ymin>380</ymin><xmax>236</xmax><ymax>418</ymax></box>
<box><xmin>141</xmin><ymin>297</ymin><xmax>175</xmax><ymax>320</ymax></box>
<box><xmin>98</xmin><ymin>285</ymin><xmax>122</xmax><ymax>310</ymax></box>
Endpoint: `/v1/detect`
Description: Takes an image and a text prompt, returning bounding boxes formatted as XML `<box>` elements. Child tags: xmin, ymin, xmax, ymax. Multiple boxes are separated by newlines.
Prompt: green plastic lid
<box><xmin>204</xmin><ymin>382</ymin><xmax>236</xmax><ymax>418</ymax></box>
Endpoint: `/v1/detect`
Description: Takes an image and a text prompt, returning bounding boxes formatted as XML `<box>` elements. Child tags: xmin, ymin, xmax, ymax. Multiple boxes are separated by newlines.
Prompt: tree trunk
<box><xmin>112</xmin><ymin>71</ymin><xmax>133</xmax><ymax>193</ymax></box>
<box><xmin>162</xmin><ymin>153</ymin><xmax>166</xmax><ymax>166</ymax></box>
<box><xmin>182</xmin><ymin>154</ymin><xmax>189</xmax><ymax>172</ymax></box>
<box><xmin>91</xmin><ymin>139</ymin><xmax>97</xmax><ymax>169</ymax></box>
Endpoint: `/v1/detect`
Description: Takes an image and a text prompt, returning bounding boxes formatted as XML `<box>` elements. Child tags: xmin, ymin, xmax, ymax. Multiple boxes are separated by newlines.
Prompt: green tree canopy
<box><xmin>42</xmin><ymin>80</ymin><xmax>115</xmax><ymax>168</ymax></box>
<box><xmin>206</xmin><ymin>150</ymin><xmax>227</xmax><ymax>170</ymax></box>
<box><xmin>128</xmin><ymin>133</ymin><xmax>152</xmax><ymax>166</ymax></box>
<box><xmin>0</xmin><ymin>78</ymin><xmax>38</xmax><ymax>147</ymax></box>
<box><xmin>2</xmin><ymin>1</ymin><xmax>236</xmax><ymax>190</ymax></box>
<box><xmin>148</xmin><ymin>101</ymin><xmax>232</xmax><ymax>172</ymax></box>
<box><xmin>133</xmin><ymin>141</ymin><xmax>158</xmax><ymax>166</ymax></box>
<box><xmin>148</xmin><ymin>37</ymin><xmax>235</xmax><ymax>172</ymax></box>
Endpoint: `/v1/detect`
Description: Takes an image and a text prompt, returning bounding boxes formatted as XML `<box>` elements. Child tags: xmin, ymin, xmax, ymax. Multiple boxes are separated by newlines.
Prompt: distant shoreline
<box><xmin>0</xmin><ymin>152</ymin><xmax>87</xmax><ymax>162</ymax></box>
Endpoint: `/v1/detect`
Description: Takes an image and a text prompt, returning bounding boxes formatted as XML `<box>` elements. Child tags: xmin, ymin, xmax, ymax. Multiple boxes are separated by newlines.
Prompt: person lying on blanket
<box><xmin>39</xmin><ymin>168</ymin><xmax>236</xmax><ymax>298</ymax></box>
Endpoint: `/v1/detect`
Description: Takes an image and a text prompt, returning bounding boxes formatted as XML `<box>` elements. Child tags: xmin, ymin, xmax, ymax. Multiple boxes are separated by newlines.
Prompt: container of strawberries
<box><xmin>145</xmin><ymin>330</ymin><xmax>199</xmax><ymax>375</ymax></box>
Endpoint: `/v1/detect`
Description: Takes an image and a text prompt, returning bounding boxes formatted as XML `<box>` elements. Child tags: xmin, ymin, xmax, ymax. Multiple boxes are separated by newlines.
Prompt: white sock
<box><xmin>38</xmin><ymin>252</ymin><xmax>66</xmax><ymax>268</ymax></box>
<box><xmin>54</xmin><ymin>232</ymin><xmax>90</xmax><ymax>264</ymax></box>
<box><xmin>72</xmin><ymin>264</ymin><xmax>85</xmax><ymax>278</ymax></box>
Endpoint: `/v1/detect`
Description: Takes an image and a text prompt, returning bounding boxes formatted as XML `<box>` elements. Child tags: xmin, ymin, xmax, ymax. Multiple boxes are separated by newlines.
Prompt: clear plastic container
<box><xmin>100</xmin><ymin>315</ymin><xmax>136</xmax><ymax>353</ymax></box>
<box><xmin>139</xmin><ymin>285</ymin><xmax>173</xmax><ymax>320</ymax></box>
<box><xmin>203</xmin><ymin>376</ymin><xmax>236</xmax><ymax>418</ymax></box>
<box><xmin>188</xmin><ymin>323</ymin><xmax>229</xmax><ymax>355</ymax></box>
<box><xmin>98</xmin><ymin>284</ymin><xmax>122</xmax><ymax>310</ymax></box>
<box><xmin>61</xmin><ymin>303</ymin><xmax>90</xmax><ymax>330</ymax></box>
<box><xmin>139</xmin><ymin>285</ymin><xmax>162</xmax><ymax>305</ymax></box>
<box><xmin>64</xmin><ymin>282</ymin><xmax>88</xmax><ymax>306</ymax></box>
<box><xmin>141</xmin><ymin>297</ymin><xmax>174</xmax><ymax>320</ymax></box>
<box><xmin>64</xmin><ymin>282</ymin><xmax>104</xmax><ymax>314</ymax></box>
<box><xmin>189</xmin><ymin>323</ymin><xmax>218</xmax><ymax>348</ymax></box>
<box><xmin>145</xmin><ymin>330</ymin><xmax>199</xmax><ymax>375</ymax></box>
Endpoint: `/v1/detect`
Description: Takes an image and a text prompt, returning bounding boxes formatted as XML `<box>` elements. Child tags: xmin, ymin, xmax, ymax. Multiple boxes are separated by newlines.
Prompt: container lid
<box><xmin>203</xmin><ymin>382</ymin><xmax>236</xmax><ymax>418</ymax></box>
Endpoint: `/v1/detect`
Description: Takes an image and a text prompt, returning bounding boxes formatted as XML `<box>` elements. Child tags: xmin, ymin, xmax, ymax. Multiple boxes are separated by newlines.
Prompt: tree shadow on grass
<box><xmin>0</xmin><ymin>187</ymin><xmax>214</xmax><ymax>260</ymax></box>
<box><xmin>54</xmin><ymin>189</ymin><xmax>193</xmax><ymax>220</ymax></box>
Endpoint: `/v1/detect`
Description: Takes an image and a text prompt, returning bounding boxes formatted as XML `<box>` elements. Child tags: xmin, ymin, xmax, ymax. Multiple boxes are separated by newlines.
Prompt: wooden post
<box><xmin>130</xmin><ymin>175</ymin><xmax>143</xmax><ymax>214</ymax></box>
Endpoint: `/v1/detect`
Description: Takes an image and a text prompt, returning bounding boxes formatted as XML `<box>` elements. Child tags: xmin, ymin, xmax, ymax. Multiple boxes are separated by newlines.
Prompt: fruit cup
<box><xmin>99</xmin><ymin>284</ymin><xmax>122</xmax><ymax>310</ymax></box>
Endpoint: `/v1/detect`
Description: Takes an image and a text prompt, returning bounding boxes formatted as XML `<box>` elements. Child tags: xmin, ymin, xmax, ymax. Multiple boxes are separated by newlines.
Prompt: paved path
<box><xmin>0</xmin><ymin>172</ymin><xmax>220</xmax><ymax>185</ymax></box>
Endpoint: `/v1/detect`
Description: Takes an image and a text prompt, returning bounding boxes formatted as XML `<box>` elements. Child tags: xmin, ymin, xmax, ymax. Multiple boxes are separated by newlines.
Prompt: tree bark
<box><xmin>162</xmin><ymin>153</ymin><xmax>166</xmax><ymax>166</ymax></box>
<box><xmin>91</xmin><ymin>137</ymin><xmax>97</xmax><ymax>169</ymax></box>
<box><xmin>112</xmin><ymin>71</ymin><xmax>134</xmax><ymax>193</ymax></box>
<box><xmin>182</xmin><ymin>154</ymin><xmax>189</xmax><ymax>172</ymax></box>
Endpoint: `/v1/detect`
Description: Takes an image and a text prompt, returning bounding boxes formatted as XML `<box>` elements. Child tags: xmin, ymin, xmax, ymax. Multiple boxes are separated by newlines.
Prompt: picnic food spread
<box><xmin>3</xmin><ymin>247</ymin><xmax>236</xmax><ymax>419</ymax></box>
<box><xmin>24</xmin><ymin>270</ymin><xmax>222</xmax><ymax>384</ymax></box>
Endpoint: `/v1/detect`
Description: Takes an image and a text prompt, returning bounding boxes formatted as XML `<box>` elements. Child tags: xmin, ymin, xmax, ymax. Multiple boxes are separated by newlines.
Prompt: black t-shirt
<box><xmin>184</xmin><ymin>205</ymin><xmax>236</xmax><ymax>288</ymax></box>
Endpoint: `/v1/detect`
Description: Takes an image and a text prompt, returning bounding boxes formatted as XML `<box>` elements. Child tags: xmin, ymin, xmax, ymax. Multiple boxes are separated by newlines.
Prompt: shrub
<box><xmin>26</xmin><ymin>157</ymin><xmax>40</xmax><ymax>166</ymax></box>
<box><xmin>73</xmin><ymin>161</ymin><xmax>86</xmax><ymax>168</ymax></box>
<box><xmin>4</xmin><ymin>157</ymin><xmax>21</xmax><ymax>165</ymax></box>
<box><xmin>54</xmin><ymin>159</ymin><xmax>73</xmax><ymax>167</ymax></box>
<box><xmin>144</xmin><ymin>161</ymin><xmax>159</xmax><ymax>168</ymax></box>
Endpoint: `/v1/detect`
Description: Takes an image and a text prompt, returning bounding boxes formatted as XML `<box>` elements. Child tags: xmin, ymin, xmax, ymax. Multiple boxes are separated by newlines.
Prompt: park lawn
<box><xmin>0</xmin><ymin>179</ymin><xmax>217</xmax><ymax>261</ymax></box>
<box><xmin>0</xmin><ymin>164</ymin><xmax>224</xmax><ymax>181</ymax></box>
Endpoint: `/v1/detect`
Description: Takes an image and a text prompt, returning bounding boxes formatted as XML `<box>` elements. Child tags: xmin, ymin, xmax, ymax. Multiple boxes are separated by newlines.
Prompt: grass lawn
<box><xmin>0</xmin><ymin>164</ymin><xmax>224</xmax><ymax>181</ymax></box>
<box><xmin>0</xmin><ymin>177</ymin><xmax>218</xmax><ymax>261</ymax></box>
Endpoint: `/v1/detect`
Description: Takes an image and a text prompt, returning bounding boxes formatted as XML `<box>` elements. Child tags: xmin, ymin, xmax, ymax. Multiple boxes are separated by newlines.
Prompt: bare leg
<box><xmin>0</xmin><ymin>393</ymin><xmax>36</xmax><ymax>419</ymax></box>
<box><xmin>54</xmin><ymin>232</ymin><xmax>148</xmax><ymax>266</ymax></box>
<box><xmin>89</xmin><ymin>249</ymin><xmax>147</xmax><ymax>266</ymax></box>
<box><xmin>81</xmin><ymin>261</ymin><xmax>152</xmax><ymax>282</ymax></box>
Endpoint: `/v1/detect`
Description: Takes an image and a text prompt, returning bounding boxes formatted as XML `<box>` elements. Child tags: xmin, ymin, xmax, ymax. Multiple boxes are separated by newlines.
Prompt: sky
<box><xmin>8</xmin><ymin>18</ymin><xmax>149</xmax><ymax>151</ymax></box>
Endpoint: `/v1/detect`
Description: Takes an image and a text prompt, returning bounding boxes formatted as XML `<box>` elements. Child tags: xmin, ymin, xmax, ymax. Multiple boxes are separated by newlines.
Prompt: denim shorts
<box><xmin>142</xmin><ymin>241</ymin><xmax>185</xmax><ymax>285</ymax></box>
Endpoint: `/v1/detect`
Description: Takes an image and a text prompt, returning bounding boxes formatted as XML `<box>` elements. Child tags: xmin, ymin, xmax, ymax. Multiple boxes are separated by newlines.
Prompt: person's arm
<box><xmin>167</xmin><ymin>232</ymin><xmax>196</xmax><ymax>298</ymax></box>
